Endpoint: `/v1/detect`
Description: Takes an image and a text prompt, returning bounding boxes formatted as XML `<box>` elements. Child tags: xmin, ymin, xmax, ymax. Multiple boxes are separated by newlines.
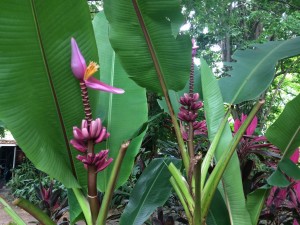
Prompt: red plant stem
<box><xmin>80</xmin><ymin>81</ymin><xmax>93</xmax><ymax>124</ymax></box>
<box><xmin>87</xmin><ymin>140</ymin><xmax>99</xmax><ymax>224</ymax></box>
<box><xmin>189</xmin><ymin>57</ymin><xmax>195</xmax><ymax>94</ymax></box>
<box><xmin>79</xmin><ymin>81</ymin><xmax>99</xmax><ymax>223</ymax></box>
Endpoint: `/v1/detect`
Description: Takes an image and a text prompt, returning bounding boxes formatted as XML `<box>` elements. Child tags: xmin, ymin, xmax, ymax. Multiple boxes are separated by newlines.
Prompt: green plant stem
<box><xmin>96</xmin><ymin>140</ymin><xmax>130</xmax><ymax>225</ymax></box>
<box><xmin>168</xmin><ymin>163</ymin><xmax>194</xmax><ymax>214</ymax></box>
<box><xmin>187</xmin><ymin>122</ymin><xmax>195</xmax><ymax>193</ymax></box>
<box><xmin>201</xmin><ymin>110</ymin><xmax>231</xmax><ymax>189</ymax></box>
<box><xmin>72</xmin><ymin>188</ymin><xmax>93</xmax><ymax>225</ymax></box>
<box><xmin>132</xmin><ymin>0</ymin><xmax>189</xmax><ymax>174</ymax></box>
<box><xmin>13</xmin><ymin>198</ymin><xmax>56</xmax><ymax>225</ymax></box>
<box><xmin>201</xmin><ymin>100</ymin><xmax>265</xmax><ymax>221</ymax></box>
<box><xmin>193</xmin><ymin>156</ymin><xmax>202</xmax><ymax>225</ymax></box>
<box><xmin>0</xmin><ymin>196</ymin><xmax>26</xmax><ymax>225</ymax></box>
<box><xmin>87</xmin><ymin>140</ymin><xmax>100</xmax><ymax>224</ymax></box>
<box><xmin>170</xmin><ymin>177</ymin><xmax>193</xmax><ymax>224</ymax></box>
<box><xmin>187</xmin><ymin>122</ymin><xmax>194</xmax><ymax>158</ymax></box>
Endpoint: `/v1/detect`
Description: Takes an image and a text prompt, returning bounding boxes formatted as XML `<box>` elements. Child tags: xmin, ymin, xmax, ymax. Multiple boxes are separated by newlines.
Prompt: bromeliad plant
<box><xmin>0</xmin><ymin>1</ymin><xmax>300</xmax><ymax>225</ymax></box>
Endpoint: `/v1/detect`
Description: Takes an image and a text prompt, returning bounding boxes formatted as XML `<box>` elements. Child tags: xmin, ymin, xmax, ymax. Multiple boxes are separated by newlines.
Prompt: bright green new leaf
<box><xmin>92</xmin><ymin>13</ymin><xmax>148</xmax><ymax>191</ymax></box>
<box><xmin>219</xmin><ymin>37</ymin><xmax>300</xmax><ymax>104</ymax></box>
<box><xmin>119</xmin><ymin>158</ymin><xmax>181</xmax><ymax>225</ymax></box>
<box><xmin>201</xmin><ymin>59</ymin><xmax>252</xmax><ymax>225</ymax></box>
<box><xmin>103</xmin><ymin>0</ymin><xmax>191</xmax><ymax>93</ymax></box>
<box><xmin>0</xmin><ymin>197</ymin><xmax>26</xmax><ymax>225</ymax></box>
<box><xmin>246</xmin><ymin>188</ymin><xmax>270</xmax><ymax>225</ymax></box>
<box><xmin>0</xmin><ymin>0</ymin><xmax>99</xmax><ymax>188</ymax></box>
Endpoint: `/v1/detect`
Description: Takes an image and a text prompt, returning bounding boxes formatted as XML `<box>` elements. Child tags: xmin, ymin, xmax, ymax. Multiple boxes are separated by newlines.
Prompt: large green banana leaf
<box><xmin>266</xmin><ymin>94</ymin><xmax>300</xmax><ymax>187</ymax></box>
<box><xmin>103</xmin><ymin>0</ymin><xmax>191</xmax><ymax>93</ymax></box>
<box><xmin>219</xmin><ymin>37</ymin><xmax>300</xmax><ymax>104</ymax></box>
<box><xmin>119</xmin><ymin>158</ymin><xmax>181</xmax><ymax>225</ymax></box>
<box><xmin>93</xmin><ymin>13</ymin><xmax>148</xmax><ymax>191</ymax></box>
<box><xmin>201</xmin><ymin>59</ymin><xmax>252</xmax><ymax>225</ymax></box>
<box><xmin>0</xmin><ymin>0</ymin><xmax>99</xmax><ymax>188</ymax></box>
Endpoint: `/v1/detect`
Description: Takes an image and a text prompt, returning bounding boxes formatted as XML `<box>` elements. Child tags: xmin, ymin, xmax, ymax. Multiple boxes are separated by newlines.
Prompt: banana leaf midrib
<box><xmin>132</xmin><ymin>0</ymin><xmax>168</xmax><ymax>93</ymax></box>
<box><xmin>30</xmin><ymin>0</ymin><xmax>77</xmax><ymax>178</ymax></box>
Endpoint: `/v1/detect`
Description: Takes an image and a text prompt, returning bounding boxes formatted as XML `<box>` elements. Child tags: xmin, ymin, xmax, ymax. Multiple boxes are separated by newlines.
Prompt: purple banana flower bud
<box><xmin>94</xmin><ymin>150</ymin><xmax>113</xmax><ymax>173</ymax></box>
<box><xmin>76</xmin><ymin>150</ymin><xmax>113</xmax><ymax>173</ymax></box>
<box><xmin>190</xmin><ymin>101</ymin><xmax>203</xmax><ymax>110</ymax></box>
<box><xmin>70</xmin><ymin>139</ymin><xmax>87</xmax><ymax>152</ymax></box>
<box><xmin>70</xmin><ymin>118</ymin><xmax>110</xmax><ymax>152</ymax></box>
<box><xmin>71</xmin><ymin>38</ymin><xmax>87</xmax><ymax>79</ymax></box>
<box><xmin>71</xmin><ymin>38</ymin><xmax>125</xmax><ymax>94</ymax></box>
<box><xmin>192</xmin><ymin>38</ymin><xmax>199</xmax><ymax>57</ymax></box>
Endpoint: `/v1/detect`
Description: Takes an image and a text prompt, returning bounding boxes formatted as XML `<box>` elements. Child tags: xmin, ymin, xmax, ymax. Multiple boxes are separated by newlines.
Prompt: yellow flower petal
<box><xmin>84</xmin><ymin>61</ymin><xmax>99</xmax><ymax>80</ymax></box>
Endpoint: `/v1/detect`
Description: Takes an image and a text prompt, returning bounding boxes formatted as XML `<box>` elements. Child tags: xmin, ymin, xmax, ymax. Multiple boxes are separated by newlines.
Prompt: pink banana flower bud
<box><xmin>71</xmin><ymin>38</ymin><xmax>124</xmax><ymax>94</ymax></box>
<box><xmin>76</xmin><ymin>150</ymin><xmax>113</xmax><ymax>173</ymax></box>
<box><xmin>70</xmin><ymin>118</ymin><xmax>110</xmax><ymax>152</ymax></box>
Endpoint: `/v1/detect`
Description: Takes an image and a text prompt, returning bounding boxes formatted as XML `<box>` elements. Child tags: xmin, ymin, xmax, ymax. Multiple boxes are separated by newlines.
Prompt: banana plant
<box><xmin>1</xmin><ymin>0</ymin><xmax>300</xmax><ymax>225</ymax></box>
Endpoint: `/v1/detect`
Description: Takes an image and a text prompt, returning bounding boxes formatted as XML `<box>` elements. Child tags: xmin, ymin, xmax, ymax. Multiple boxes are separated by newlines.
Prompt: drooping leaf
<box><xmin>103</xmin><ymin>0</ymin><xmax>191</xmax><ymax>93</ymax></box>
<box><xmin>219</xmin><ymin>37</ymin><xmax>300</xmax><ymax>104</ymax></box>
<box><xmin>119</xmin><ymin>158</ymin><xmax>181</xmax><ymax>225</ymax></box>
<box><xmin>246</xmin><ymin>188</ymin><xmax>270</xmax><ymax>225</ymax></box>
<box><xmin>92</xmin><ymin>12</ymin><xmax>148</xmax><ymax>191</ymax></box>
<box><xmin>267</xmin><ymin>169</ymin><xmax>290</xmax><ymax>187</ymax></box>
<box><xmin>0</xmin><ymin>0</ymin><xmax>99</xmax><ymax>187</ymax></box>
<box><xmin>279</xmin><ymin>158</ymin><xmax>300</xmax><ymax>180</ymax></box>
<box><xmin>265</xmin><ymin>95</ymin><xmax>300</xmax><ymax>187</ymax></box>
<box><xmin>201</xmin><ymin>59</ymin><xmax>252</xmax><ymax>225</ymax></box>
<box><xmin>266</xmin><ymin>94</ymin><xmax>300</xmax><ymax>158</ymax></box>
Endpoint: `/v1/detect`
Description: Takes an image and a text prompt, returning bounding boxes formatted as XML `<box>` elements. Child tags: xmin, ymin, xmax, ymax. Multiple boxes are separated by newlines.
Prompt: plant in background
<box><xmin>35</xmin><ymin>181</ymin><xmax>68</xmax><ymax>222</ymax></box>
<box><xmin>0</xmin><ymin>1</ymin><xmax>300</xmax><ymax>225</ymax></box>
<box><xmin>233</xmin><ymin>114</ymin><xmax>281</xmax><ymax>194</ymax></box>
<box><xmin>261</xmin><ymin>149</ymin><xmax>300</xmax><ymax>225</ymax></box>
<box><xmin>7</xmin><ymin>159</ymin><xmax>48</xmax><ymax>205</ymax></box>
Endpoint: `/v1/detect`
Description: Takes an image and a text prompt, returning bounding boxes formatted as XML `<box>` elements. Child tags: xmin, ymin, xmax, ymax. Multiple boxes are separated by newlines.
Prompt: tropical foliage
<box><xmin>0</xmin><ymin>1</ymin><xmax>299</xmax><ymax>225</ymax></box>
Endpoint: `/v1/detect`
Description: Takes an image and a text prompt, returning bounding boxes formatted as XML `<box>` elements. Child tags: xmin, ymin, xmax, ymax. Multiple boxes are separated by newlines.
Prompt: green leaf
<box><xmin>246</xmin><ymin>188</ymin><xmax>270</xmax><ymax>225</ymax></box>
<box><xmin>92</xmin><ymin>12</ymin><xmax>148</xmax><ymax>191</ymax></box>
<box><xmin>207</xmin><ymin>188</ymin><xmax>230</xmax><ymax>225</ymax></box>
<box><xmin>279</xmin><ymin>158</ymin><xmax>300</xmax><ymax>180</ymax></box>
<box><xmin>103</xmin><ymin>0</ymin><xmax>191</xmax><ymax>93</ymax></box>
<box><xmin>267</xmin><ymin>169</ymin><xmax>290</xmax><ymax>187</ymax></box>
<box><xmin>68</xmin><ymin>189</ymin><xmax>85</xmax><ymax>225</ymax></box>
<box><xmin>266</xmin><ymin>94</ymin><xmax>300</xmax><ymax>158</ymax></box>
<box><xmin>0</xmin><ymin>0</ymin><xmax>99</xmax><ymax>187</ymax></box>
<box><xmin>119</xmin><ymin>158</ymin><xmax>181</xmax><ymax>225</ymax></box>
<box><xmin>0</xmin><ymin>197</ymin><xmax>26</xmax><ymax>225</ymax></box>
<box><xmin>219</xmin><ymin>37</ymin><xmax>300</xmax><ymax>104</ymax></box>
<box><xmin>265</xmin><ymin>95</ymin><xmax>300</xmax><ymax>187</ymax></box>
<box><xmin>201</xmin><ymin>59</ymin><xmax>252</xmax><ymax>225</ymax></box>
